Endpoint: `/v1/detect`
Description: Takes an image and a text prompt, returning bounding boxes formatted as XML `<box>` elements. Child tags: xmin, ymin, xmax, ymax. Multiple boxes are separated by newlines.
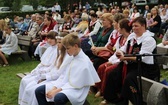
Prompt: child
<box><xmin>0</xmin><ymin>25</ymin><xmax>18</xmax><ymax>66</ymax></box>
<box><xmin>146</xmin><ymin>13</ymin><xmax>153</xmax><ymax>29</ymax></box>
<box><xmin>18</xmin><ymin>31</ymin><xmax>58</xmax><ymax>105</ymax></box>
<box><xmin>19</xmin><ymin>32</ymin><xmax>73</xmax><ymax>105</ymax></box>
<box><xmin>35</xmin><ymin>33</ymin><xmax>100</xmax><ymax>105</ymax></box>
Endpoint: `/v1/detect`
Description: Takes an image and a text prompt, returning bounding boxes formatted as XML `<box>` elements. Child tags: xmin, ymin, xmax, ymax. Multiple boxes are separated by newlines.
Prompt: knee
<box><xmin>54</xmin><ymin>93</ymin><xmax>68</xmax><ymax>104</ymax></box>
<box><xmin>35</xmin><ymin>85</ymin><xmax>45</xmax><ymax>96</ymax></box>
<box><xmin>54</xmin><ymin>94</ymin><xmax>62</xmax><ymax>104</ymax></box>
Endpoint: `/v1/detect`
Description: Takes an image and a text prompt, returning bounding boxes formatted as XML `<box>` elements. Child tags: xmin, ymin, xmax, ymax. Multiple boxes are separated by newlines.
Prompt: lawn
<box><xmin>0</xmin><ymin>59</ymin><xmax>103</xmax><ymax>105</ymax></box>
<box><xmin>0</xmin><ymin>58</ymin><xmax>168</xmax><ymax>105</ymax></box>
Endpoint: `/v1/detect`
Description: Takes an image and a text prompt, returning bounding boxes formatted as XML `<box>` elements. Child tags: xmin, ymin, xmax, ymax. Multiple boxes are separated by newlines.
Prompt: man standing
<box><xmin>85</xmin><ymin>2</ymin><xmax>90</xmax><ymax>14</ymax></box>
<box><xmin>54</xmin><ymin>2</ymin><xmax>61</xmax><ymax>13</ymax></box>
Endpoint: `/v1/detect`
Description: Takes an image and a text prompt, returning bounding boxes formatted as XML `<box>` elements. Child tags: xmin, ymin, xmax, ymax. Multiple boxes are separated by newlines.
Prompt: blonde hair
<box><xmin>102</xmin><ymin>13</ymin><xmax>113</xmax><ymax>24</ymax></box>
<box><xmin>63</xmin><ymin>14</ymin><xmax>71</xmax><ymax>21</ymax></box>
<box><xmin>62</xmin><ymin>32</ymin><xmax>81</xmax><ymax>47</ymax></box>
<box><xmin>0</xmin><ymin>19</ymin><xmax>7</xmax><ymax>31</ymax></box>
<box><xmin>123</xmin><ymin>9</ymin><xmax>129</xmax><ymax>15</ymax></box>
<box><xmin>56</xmin><ymin>32</ymin><xmax>68</xmax><ymax>69</ymax></box>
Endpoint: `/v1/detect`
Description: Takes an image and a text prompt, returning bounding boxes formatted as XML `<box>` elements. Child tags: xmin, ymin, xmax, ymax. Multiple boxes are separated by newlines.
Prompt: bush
<box><xmin>0</xmin><ymin>10</ymin><xmax>51</xmax><ymax>19</ymax></box>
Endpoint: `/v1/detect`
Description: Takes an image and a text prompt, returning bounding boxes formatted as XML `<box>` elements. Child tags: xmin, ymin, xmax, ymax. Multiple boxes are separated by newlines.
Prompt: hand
<box><xmin>105</xmin><ymin>62</ymin><xmax>112</xmax><ymax>67</ymax></box>
<box><xmin>37</xmin><ymin>79</ymin><xmax>46</xmax><ymax>84</ymax></box>
<box><xmin>162</xmin><ymin>41</ymin><xmax>168</xmax><ymax>46</ymax></box>
<box><xmin>116</xmin><ymin>51</ymin><xmax>123</xmax><ymax>58</ymax></box>
<box><xmin>91</xmin><ymin>46</ymin><xmax>96</xmax><ymax>51</ymax></box>
<box><xmin>46</xmin><ymin>87</ymin><xmax>58</xmax><ymax>99</ymax></box>
<box><xmin>46</xmin><ymin>88</ymin><xmax>62</xmax><ymax>99</ymax></box>
<box><xmin>91</xmin><ymin>46</ymin><xmax>98</xmax><ymax>55</ymax></box>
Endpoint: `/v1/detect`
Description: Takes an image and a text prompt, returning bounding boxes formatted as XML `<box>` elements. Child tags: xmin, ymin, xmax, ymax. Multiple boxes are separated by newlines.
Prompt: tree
<box><xmin>12</xmin><ymin>0</ymin><xmax>21</xmax><ymax>11</ymax></box>
<box><xmin>29</xmin><ymin>0</ymin><xmax>38</xmax><ymax>10</ymax></box>
<box><xmin>4</xmin><ymin>0</ymin><xmax>14</xmax><ymax>7</ymax></box>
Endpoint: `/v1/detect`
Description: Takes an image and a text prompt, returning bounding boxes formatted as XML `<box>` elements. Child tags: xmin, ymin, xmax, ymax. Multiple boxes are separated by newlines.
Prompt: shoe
<box><xmin>95</xmin><ymin>91</ymin><xmax>101</xmax><ymax>97</ymax></box>
<box><xmin>99</xmin><ymin>100</ymin><xmax>107</xmax><ymax>105</ymax></box>
<box><xmin>3</xmin><ymin>64</ymin><xmax>9</xmax><ymax>67</ymax></box>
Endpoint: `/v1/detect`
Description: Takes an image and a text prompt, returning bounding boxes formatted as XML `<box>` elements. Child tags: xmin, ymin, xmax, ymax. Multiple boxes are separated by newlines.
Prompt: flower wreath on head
<box><xmin>55</xmin><ymin>36</ymin><xmax>64</xmax><ymax>39</ymax></box>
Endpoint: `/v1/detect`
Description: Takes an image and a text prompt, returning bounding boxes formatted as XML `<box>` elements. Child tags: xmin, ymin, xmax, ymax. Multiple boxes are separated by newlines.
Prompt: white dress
<box><xmin>46</xmin><ymin>50</ymin><xmax>100</xmax><ymax>105</ymax></box>
<box><xmin>18</xmin><ymin>45</ymin><xmax>58</xmax><ymax>105</ymax></box>
<box><xmin>20</xmin><ymin>53</ymin><xmax>73</xmax><ymax>105</ymax></box>
<box><xmin>0</xmin><ymin>32</ymin><xmax>18</xmax><ymax>55</ymax></box>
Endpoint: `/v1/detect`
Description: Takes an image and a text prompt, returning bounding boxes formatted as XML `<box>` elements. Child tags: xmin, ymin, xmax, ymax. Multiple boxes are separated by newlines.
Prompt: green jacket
<box><xmin>94</xmin><ymin>27</ymin><xmax>113</xmax><ymax>47</ymax></box>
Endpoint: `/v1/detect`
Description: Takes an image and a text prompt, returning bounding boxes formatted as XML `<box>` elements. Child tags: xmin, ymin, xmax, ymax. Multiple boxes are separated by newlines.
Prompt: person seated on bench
<box><xmin>34</xmin><ymin>17</ymin><xmax>56</xmax><ymax>58</ymax></box>
<box><xmin>35</xmin><ymin>33</ymin><xmax>100</xmax><ymax>105</ymax></box>
<box><xmin>103</xmin><ymin>17</ymin><xmax>160</xmax><ymax>105</ymax></box>
<box><xmin>18</xmin><ymin>32</ymin><xmax>73</xmax><ymax>105</ymax></box>
<box><xmin>18</xmin><ymin>31</ymin><xmax>58</xmax><ymax>105</ymax></box>
<box><xmin>0</xmin><ymin>25</ymin><xmax>18</xmax><ymax>66</ymax></box>
<box><xmin>157</xmin><ymin>29</ymin><xmax>168</xmax><ymax>69</ymax></box>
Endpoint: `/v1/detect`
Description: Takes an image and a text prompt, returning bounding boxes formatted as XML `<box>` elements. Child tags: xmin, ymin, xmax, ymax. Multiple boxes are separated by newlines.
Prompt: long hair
<box><xmin>56</xmin><ymin>32</ymin><xmax>67</xmax><ymax>69</ymax></box>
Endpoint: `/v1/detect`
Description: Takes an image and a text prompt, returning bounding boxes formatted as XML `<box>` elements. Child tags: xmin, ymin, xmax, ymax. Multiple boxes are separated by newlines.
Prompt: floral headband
<box><xmin>55</xmin><ymin>36</ymin><xmax>64</xmax><ymax>39</ymax></box>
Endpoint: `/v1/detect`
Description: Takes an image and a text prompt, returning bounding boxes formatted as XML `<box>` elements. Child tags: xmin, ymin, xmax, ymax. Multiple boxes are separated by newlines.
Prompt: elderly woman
<box><xmin>0</xmin><ymin>25</ymin><xmax>18</xmax><ymax>66</ymax></box>
<box><xmin>71</xmin><ymin>13</ymin><xmax>89</xmax><ymax>34</ymax></box>
<box><xmin>91</xmin><ymin>13</ymin><xmax>125</xmax><ymax>70</ymax></box>
<box><xmin>85</xmin><ymin>13</ymin><xmax>113</xmax><ymax>59</ymax></box>
<box><xmin>103</xmin><ymin>17</ymin><xmax>160</xmax><ymax>105</ymax></box>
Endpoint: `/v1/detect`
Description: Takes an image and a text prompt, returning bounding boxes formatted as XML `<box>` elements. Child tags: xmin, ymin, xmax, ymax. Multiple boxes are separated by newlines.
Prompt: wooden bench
<box><xmin>16</xmin><ymin>72</ymin><xmax>30</xmax><ymax>79</ymax></box>
<box><xmin>156</xmin><ymin>46</ymin><xmax>168</xmax><ymax>65</ymax></box>
<box><xmin>9</xmin><ymin>35</ymin><xmax>32</xmax><ymax>62</ymax></box>
<box><xmin>138</xmin><ymin>76</ymin><xmax>168</xmax><ymax>105</ymax></box>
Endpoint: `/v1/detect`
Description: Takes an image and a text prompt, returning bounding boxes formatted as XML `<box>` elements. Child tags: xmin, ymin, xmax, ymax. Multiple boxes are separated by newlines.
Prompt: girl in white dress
<box><xmin>18</xmin><ymin>31</ymin><xmax>58</xmax><ymax>105</ymax></box>
<box><xmin>0</xmin><ymin>25</ymin><xmax>18</xmax><ymax>66</ymax></box>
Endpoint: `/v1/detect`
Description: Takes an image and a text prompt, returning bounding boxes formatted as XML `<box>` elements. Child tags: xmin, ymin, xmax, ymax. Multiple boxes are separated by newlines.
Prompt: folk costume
<box><xmin>104</xmin><ymin>31</ymin><xmax>160</xmax><ymax>104</ymax></box>
<box><xmin>96</xmin><ymin>35</ymin><xmax>126</xmax><ymax>95</ymax></box>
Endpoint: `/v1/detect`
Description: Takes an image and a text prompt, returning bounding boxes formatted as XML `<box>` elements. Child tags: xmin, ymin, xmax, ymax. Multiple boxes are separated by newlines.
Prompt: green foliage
<box><xmin>39</xmin><ymin>0</ymin><xmax>56</xmax><ymax>7</ymax></box>
<box><xmin>0</xmin><ymin>10</ymin><xmax>49</xmax><ymax>19</ymax></box>
<box><xmin>12</xmin><ymin>0</ymin><xmax>21</xmax><ymax>11</ymax></box>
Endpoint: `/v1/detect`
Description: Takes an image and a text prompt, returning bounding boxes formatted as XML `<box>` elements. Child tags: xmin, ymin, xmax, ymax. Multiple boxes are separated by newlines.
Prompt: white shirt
<box><xmin>120</xmin><ymin>31</ymin><xmax>156</xmax><ymax>64</ymax></box>
<box><xmin>83</xmin><ymin>19</ymin><xmax>102</xmax><ymax>36</ymax></box>
<box><xmin>55</xmin><ymin>5</ymin><xmax>61</xmax><ymax>12</ymax></box>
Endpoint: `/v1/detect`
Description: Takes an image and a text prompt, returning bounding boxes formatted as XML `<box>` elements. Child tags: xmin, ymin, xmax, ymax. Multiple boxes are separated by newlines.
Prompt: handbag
<box><xmin>97</xmin><ymin>50</ymin><xmax>112</xmax><ymax>60</ymax></box>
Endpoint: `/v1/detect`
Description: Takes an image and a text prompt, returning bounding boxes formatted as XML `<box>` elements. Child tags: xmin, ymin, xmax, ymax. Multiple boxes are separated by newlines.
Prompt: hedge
<box><xmin>0</xmin><ymin>10</ymin><xmax>51</xmax><ymax>19</ymax></box>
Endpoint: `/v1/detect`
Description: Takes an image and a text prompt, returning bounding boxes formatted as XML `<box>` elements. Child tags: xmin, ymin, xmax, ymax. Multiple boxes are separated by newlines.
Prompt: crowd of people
<box><xmin>0</xmin><ymin>1</ymin><xmax>168</xmax><ymax>105</ymax></box>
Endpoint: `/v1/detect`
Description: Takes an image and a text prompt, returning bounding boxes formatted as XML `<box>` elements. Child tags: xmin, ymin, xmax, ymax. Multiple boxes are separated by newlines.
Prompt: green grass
<box><xmin>0</xmin><ymin>58</ymin><xmax>168</xmax><ymax>105</ymax></box>
<box><xmin>0</xmin><ymin>60</ymin><xmax>39</xmax><ymax>105</ymax></box>
<box><xmin>0</xmin><ymin>59</ymin><xmax>103</xmax><ymax>105</ymax></box>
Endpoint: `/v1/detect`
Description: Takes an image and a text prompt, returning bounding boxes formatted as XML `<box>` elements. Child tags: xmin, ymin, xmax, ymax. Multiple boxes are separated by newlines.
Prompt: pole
<box><xmin>136</xmin><ymin>55</ymin><xmax>143</xmax><ymax>105</ymax></box>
